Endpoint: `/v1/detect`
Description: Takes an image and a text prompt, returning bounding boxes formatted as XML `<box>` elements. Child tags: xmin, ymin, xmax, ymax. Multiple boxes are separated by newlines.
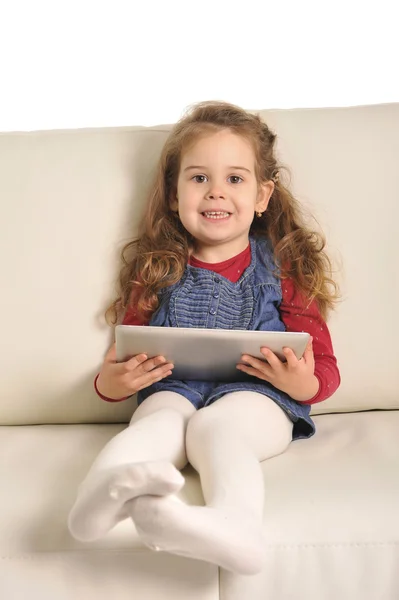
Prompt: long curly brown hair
<box><xmin>105</xmin><ymin>101</ymin><xmax>339</xmax><ymax>325</ymax></box>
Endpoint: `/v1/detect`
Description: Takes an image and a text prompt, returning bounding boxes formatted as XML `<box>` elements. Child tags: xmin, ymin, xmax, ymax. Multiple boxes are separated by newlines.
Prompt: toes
<box><xmin>159</xmin><ymin>477</ymin><xmax>185</xmax><ymax>494</ymax></box>
<box><xmin>108</xmin><ymin>468</ymin><xmax>184</xmax><ymax>501</ymax></box>
<box><xmin>108</xmin><ymin>483</ymin><xmax>130</xmax><ymax>500</ymax></box>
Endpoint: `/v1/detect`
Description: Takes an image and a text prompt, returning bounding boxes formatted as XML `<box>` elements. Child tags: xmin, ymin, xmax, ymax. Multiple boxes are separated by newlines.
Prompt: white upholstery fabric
<box><xmin>222</xmin><ymin>412</ymin><xmax>399</xmax><ymax>599</ymax></box>
<box><xmin>0</xmin><ymin>423</ymin><xmax>217</xmax><ymax>599</ymax></box>
<box><xmin>1</xmin><ymin>412</ymin><xmax>398</xmax><ymax>598</ymax></box>
<box><xmin>0</xmin><ymin>556</ymin><xmax>218</xmax><ymax>600</ymax></box>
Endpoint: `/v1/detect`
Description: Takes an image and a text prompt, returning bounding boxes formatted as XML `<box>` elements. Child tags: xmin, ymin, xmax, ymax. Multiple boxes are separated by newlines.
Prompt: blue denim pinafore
<box><xmin>137</xmin><ymin>236</ymin><xmax>315</xmax><ymax>440</ymax></box>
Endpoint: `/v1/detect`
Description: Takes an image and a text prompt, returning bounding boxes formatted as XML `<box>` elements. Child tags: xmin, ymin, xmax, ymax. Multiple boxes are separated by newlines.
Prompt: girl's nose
<box><xmin>206</xmin><ymin>183</ymin><xmax>226</xmax><ymax>200</ymax></box>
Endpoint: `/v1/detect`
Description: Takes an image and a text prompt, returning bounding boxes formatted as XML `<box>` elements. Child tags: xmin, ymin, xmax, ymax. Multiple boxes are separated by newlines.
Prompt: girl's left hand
<box><xmin>236</xmin><ymin>337</ymin><xmax>319</xmax><ymax>402</ymax></box>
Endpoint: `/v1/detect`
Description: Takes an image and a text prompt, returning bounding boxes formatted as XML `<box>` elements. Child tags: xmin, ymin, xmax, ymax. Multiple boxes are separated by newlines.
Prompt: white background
<box><xmin>0</xmin><ymin>0</ymin><xmax>398</xmax><ymax>131</ymax></box>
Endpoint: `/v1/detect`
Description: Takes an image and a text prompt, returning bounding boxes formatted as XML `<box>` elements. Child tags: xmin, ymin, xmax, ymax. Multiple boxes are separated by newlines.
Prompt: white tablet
<box><xmin>115</xmin><ymin>325</ymin><xmax>310</xmax><ymax>382</ymax></box>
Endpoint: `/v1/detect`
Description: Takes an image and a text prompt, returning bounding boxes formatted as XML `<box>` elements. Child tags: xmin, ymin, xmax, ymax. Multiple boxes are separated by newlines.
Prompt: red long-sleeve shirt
<box><xmin>96</xmin><ymin>243</ymin><xmax>340</xmax><ymax>404</ymax></box>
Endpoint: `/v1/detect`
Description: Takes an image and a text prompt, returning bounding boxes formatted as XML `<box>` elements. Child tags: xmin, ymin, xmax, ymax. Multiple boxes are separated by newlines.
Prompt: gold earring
<box><xmin>272</xmin><ymin>170</ymin><xmax>280</xmax><ymax>183</ymax></box>
<box><xmin>256</xmin><ymin>211</ymin><xmax>263</xmax><ymax>218</ymax></box>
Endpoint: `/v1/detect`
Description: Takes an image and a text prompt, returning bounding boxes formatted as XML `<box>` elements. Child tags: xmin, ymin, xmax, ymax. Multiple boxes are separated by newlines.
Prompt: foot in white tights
<box><xmin>68</xmin><ymin>461</ymin><xmax>185</xmax><ymax>542</ymax></box>
<box><xmin>128</xmin><ymin>494</ymin><xmax>265</xmax><ymax>576</ymax></box>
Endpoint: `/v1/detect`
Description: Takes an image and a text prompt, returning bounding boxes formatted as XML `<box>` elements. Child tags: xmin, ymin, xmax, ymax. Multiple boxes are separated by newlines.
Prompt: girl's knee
<box><xmin>130</xmin><ymin>391</ymin><xmax>195</xmax><ymax>424</ymax></box>
<box><xmin>185</xmin><ymin>403</ymin><xmax>243</xmax><ymax>458</ymax></box>
<box><xmin>186</xmin><ymin>408</ymin><xmax>221</xmax><ymax>447</ymax></box>
<box><xmin>186</xmin><ymin>393</ymin><xmax>294</xmax><ymax>461</ymax></box>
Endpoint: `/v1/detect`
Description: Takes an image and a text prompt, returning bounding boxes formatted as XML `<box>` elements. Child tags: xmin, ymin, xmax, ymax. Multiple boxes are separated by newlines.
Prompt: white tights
<box><xmin>68</xmin><ymin>391</ymin><xmax>293</xmax><ymax>575</ymax></box>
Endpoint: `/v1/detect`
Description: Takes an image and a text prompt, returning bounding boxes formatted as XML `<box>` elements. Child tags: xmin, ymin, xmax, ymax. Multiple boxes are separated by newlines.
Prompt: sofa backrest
<box><xmin>1</xmin><ymin>104</ymin><xmax>398</xmax><ymax>425</ymax></box>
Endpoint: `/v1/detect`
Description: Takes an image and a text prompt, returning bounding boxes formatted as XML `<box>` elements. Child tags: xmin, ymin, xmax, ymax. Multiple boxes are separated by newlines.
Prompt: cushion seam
<box><xmin>1</xmin><ymin>540</ymin><xmax>399</xmax><ymax>560</ymax></box>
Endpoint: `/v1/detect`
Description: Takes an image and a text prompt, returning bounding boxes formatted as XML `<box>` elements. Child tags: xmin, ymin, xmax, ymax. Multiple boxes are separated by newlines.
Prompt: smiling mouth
<box><xmin>201</xmin><ymin>211</ymin><xmax>232</xmax><ymax>220</ymax></box>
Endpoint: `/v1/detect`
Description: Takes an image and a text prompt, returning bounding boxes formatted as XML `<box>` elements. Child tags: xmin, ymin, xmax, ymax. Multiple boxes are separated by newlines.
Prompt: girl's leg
<box><xmin>128</xmin><ymin>392</ymin><xmax>293</xmax><ymax>575</ymax></box>
<box><xmin>68</xmin><ymin>391</ymin><xmax>196</xmax><ymax>542</ymax></box>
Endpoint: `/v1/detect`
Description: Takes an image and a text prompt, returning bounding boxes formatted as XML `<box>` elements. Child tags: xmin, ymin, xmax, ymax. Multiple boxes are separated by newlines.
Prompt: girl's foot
<box><xmin>68</xmin><ymin>461</ymin><xmax>185</xmax><ymax>542</ymax></box>
<box><xmin>128</xmin><ymin>494</ymin><xmax>265</xmax><ymax>575</ymax></box>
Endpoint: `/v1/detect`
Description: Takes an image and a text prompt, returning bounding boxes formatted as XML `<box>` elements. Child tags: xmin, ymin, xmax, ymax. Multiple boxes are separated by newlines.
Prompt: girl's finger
<box><xmin>119</xmin><ymin>352</ymin><xmax>148</xmax><ymax>373</ymax></box>
<box><xmin>303</xmin><ymin>337</ymin><xmax>314</xmax><ymax>364</ymax></box>
<box><xmin>236</xmin><ymin>364</ymin><xmax>271</xmax><ymax>382</ymax></box>
<box><xmin>135</xmin><ymin>365</ymin><xmax>174</xmax><ymax>391</ymax></box>
<box><xmin>240</xmin><ymin>354</ymin><xmax>274</xmax><ymax>376</ymax></box>
<box><xmin>282</xmin><ymin>347</ymin><xmax>300</xmax><ymax>368</ymax></box>
<box><xmin>148</xmin><ymin>365</ymin><xmax>173</xmax><ymax>382</ymax></box>
<box><xmin>121</xmin><ymin>354</ymin><xmax>168</xmax><ymax>375</ymax></box>
<box><xmin>141</xmin><ymin>357</ymin><xmax>173</xmax><ymax>374</ymax></box>
<box><xmin>104</xmin><ymin>342</ymin><xmax>117</xmax><ymax>363</ymax></box>
<box><xmin>259</xmin><ymin>348</ymin><xmax>282</xmax><ymax>370</ymax></box>
<box><xmin>131</xmin><ymin>355</ymin><xmax>166</xmax><ymax>374</ymax></box>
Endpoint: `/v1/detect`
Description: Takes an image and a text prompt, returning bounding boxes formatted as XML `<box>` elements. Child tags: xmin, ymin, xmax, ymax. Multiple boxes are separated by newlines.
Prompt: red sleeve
<box><xmin>93</xmin><ymin>373</ymin><xmax>130</xmax><ymax>403</ymax></box>
<box><xmin>279</xmin><ymin>277</ymin><xmax>341</xmax><ymax>405</ymax></box>
<box><xmin>94</xmin><ymin>291</ymin><xmax>150</xmax><ymax>403</ymax></box>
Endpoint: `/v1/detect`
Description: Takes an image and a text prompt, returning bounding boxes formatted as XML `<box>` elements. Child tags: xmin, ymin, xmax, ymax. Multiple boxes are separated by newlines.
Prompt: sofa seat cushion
<box><xmin>225</xmin><ymin>409</ymin><xmax>399</xmax><ymax>600</ymax></box>
<box><xmin>1</xmin><ymin>411</ymin><xmax>398</xmax><ymax>599</ymax></box>
<box><xmin>0</xmin><ymin>423</ymin><xmax>217</xmax><ymax>600</ymax></box>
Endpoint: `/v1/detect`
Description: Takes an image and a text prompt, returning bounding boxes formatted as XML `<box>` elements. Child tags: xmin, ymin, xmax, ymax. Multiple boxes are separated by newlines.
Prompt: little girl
<box><xmin>68</xmin><ymin>101</ymin><xmax>340</xmax><ymax>576</ymax></box>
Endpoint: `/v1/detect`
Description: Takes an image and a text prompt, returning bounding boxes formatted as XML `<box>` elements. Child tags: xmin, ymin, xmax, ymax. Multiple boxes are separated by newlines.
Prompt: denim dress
<box><xmin>137</xmin><ymin>236</ymin><xmax>315</xmax><ymax>440</ymax></box>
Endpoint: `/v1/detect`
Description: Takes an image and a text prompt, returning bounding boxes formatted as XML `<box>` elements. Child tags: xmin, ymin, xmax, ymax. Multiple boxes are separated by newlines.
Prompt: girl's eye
<box><xmin>228</xmin><ymin>176</ymin><xmax>243</xmax><ymax>184</ymax></box>
<box><xmin>192</xmin><ymin>175</ymin><xmax>243</xmax><ymax>184</ymax></box>
<box><xmin>193</xmin><ymin>175</ymin><xmax>208</xmax><ymax>183</ymax></box>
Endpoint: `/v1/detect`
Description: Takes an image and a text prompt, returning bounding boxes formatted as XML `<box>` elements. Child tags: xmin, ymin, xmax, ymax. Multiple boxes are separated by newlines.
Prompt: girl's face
<box><xmin>173</xmin><ymin>129</ymin><xmax>274</xmax><ymax>259</ymax></box>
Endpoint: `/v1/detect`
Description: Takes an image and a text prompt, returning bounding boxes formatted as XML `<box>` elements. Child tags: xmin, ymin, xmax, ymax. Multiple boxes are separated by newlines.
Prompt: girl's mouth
<box><xmin>201</xmin><ymin>211</ymin><xmax>232</xmax><ymax>221</ymax></box>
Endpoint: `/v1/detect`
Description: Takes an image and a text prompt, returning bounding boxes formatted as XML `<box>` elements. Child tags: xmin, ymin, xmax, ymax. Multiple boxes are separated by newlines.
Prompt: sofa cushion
<box><xmin>222</xmin><ymin>409</ymin><xmax>399</xmax><ymax>600</ymax></box>
<box><xmin>0</xmin><ymin>103</ymin><xmax>398</xmax><ymax>425</ymax></box>
<box><xmin>1</xmin><ymin>411</ymin><xmax>398</xmax><ymax>599</ymax></box>
<box><xmin>0</xmin><ymin>423</ymin><xmax>217</xmax><ymax>600</ymax></box>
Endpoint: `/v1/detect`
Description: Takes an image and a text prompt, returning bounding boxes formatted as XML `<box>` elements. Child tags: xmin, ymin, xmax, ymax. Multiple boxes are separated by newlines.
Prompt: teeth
<box><xmin>203</xmin><ymin>211</ymin><xmax>230</xmax><ymax>219</ymax></box>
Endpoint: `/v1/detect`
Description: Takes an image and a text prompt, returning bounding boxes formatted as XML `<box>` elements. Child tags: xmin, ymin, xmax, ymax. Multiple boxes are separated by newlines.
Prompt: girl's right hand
<box><xmin>96</xmin><ymin>343</ymin><xmax>174</xmax><ymax>400</ymax></box>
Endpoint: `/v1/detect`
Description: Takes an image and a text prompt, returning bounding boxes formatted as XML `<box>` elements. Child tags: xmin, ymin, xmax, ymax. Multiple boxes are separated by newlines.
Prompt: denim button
<box><xmin>213</xmin><ymin>292</ymin><xmax>219</xmax><ymax>298</ymax></box>
<box><xmin>209</xmin><ymin>308</ymin><xmax>217</xmax><ymax>315</ymax></box>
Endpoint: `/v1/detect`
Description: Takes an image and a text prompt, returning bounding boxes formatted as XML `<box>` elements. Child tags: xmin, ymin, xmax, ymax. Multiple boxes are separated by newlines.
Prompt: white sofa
<box><xmin>1</xmin><ymin>103</ymin><xmax>398</xmax><ymax>600</ymax></box>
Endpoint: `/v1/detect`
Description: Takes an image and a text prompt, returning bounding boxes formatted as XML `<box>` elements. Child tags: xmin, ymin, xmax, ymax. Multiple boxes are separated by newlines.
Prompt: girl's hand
<box><xmin>96</xmin><ymin>343</ymin><xmax>174</xmax><ymax>400</ymax></box>
<box><xmin>236</xmin><ymin>337</ymin><xmax>319</xmax><ymax>402</ymax></box>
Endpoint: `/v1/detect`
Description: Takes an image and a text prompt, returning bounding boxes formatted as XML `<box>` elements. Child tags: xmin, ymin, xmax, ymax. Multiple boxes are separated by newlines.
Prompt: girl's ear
<box><xmin>256</xmin><ymin>180</ymin><xmax>274</xmax><ymax>213</ymax></box>
<box><xmin>170</xmin><ymin>196</ymin><xmax>179</xmax><ymax>212</ymax></box>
